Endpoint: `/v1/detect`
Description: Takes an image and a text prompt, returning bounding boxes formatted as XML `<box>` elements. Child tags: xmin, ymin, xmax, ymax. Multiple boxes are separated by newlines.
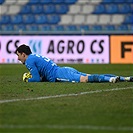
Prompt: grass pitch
<box><xmin>0</xmin><ymin>64</ymin><xmax>133</xmax><ymax>133</ymax></box>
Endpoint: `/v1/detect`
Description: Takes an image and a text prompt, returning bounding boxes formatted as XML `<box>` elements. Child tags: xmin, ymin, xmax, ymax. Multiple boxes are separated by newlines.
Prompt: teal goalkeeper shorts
<box><xmin>55</xmin><ymin>67</ymin><xmax>87</xmax><ymax>82</ymax></box>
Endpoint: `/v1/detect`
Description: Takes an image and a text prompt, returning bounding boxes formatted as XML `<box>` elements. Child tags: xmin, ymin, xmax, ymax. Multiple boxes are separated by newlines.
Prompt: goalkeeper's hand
<box><xmin>22</xmin><ymin>72</ymin><xmax>32</xmax><ymax>82</ymax></box>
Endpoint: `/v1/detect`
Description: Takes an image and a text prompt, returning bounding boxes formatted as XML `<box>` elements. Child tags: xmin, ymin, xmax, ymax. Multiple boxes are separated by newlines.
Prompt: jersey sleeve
<box><xmin>26</xmin><ymin>61</ymin><xmax>41</xmax><ymax>82</ymax></box>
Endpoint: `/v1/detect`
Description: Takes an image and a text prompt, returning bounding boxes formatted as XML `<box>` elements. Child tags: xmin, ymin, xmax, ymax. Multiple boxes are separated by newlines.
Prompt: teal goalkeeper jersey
<box><xmin>25</xmin><ymin>54</ymin><xmax>58</xmax><ymax>82</ymax></box>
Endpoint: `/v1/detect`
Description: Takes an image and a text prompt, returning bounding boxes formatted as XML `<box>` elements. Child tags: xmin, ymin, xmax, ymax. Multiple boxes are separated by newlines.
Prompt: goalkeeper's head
<box><xmin>15</xmin><ymin>44</ymin><xmax>32</xmax><ymax>64</ymax></box>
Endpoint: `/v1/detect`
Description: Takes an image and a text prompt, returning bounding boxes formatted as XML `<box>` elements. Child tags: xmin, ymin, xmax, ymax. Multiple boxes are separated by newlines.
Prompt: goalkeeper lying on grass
<box><xmin>15</xmin><ymin>44</ymin><xmax>133</xmax><ymax>83</ymax></box>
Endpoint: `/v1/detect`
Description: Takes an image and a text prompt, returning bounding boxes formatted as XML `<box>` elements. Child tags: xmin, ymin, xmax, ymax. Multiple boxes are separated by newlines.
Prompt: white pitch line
<box><xmin>0</xmin><ymin>124</ymin><xmax>133</xmax><ymax>131</ymax></box>
<box><xmin>0</xmin><ymin>86</ymin><xmax>132</xmax><ymax>104</ymax></box>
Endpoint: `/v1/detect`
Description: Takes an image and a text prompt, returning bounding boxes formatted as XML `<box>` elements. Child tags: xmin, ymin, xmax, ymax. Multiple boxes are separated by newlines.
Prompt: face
<box><xmin>16</xmin><ymin>51</ymin><xmax>27</xmax><ymax>64</ymax></box>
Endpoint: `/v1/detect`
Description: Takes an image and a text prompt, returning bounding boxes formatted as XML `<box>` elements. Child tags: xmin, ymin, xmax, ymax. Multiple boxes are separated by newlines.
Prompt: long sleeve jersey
<box><xmin>25</xmin><ymin>54</ymin><xmax>58</xmax><ymax>82</ymax></box>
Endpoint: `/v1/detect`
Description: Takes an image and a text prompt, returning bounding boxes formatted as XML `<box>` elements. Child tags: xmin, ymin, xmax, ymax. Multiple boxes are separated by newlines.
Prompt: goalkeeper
<box><xmin>15</xmin><ymin>44</ymin><xmax>133</xmax><ymax>83</ymax></box>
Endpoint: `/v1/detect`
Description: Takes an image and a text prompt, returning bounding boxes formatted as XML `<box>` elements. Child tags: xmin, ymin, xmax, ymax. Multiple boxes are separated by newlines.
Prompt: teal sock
<box><xmin>98</xmin><ymin>75</ymin><xmax>110</xmax><ymax>82</ymax></box>
<box><xmin>103</xmin><ymin>74</ymin><xmax>125</xmax><ymax>82</ymax></box>
<box><xmin>120</xmin><ymin>76</ymin><xmax>125</xmax><ymax>81</ymax></box>
<box><xmin>103</xmin><ymin>75</ymin><xmax>111</xmax><ymax>82</ymax></box>
<box><xmin>88</xmin><ymin>74</ymin><xmax>116</xmax><ymax>82</ymax></box>
<box><xmin>88</xmin><ymin>74</ymin><xmax>99</xmax><ymax>82</ymax></box>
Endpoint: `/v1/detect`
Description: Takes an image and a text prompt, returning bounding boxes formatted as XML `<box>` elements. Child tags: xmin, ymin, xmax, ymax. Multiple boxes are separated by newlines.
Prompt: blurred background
<box><xmin>0</xmin><ymin>0</ymin><xmax>133</xmax><ymax>34</ymax></box>
<box><xmin>0</xmin><ymin>0</ymin><xmax>133</xmax><ymax>64</ymax></box>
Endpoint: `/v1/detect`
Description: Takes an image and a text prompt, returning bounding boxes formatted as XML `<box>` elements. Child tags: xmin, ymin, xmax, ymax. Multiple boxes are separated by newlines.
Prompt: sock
<box><xmin>98</xmin><ymin>75</ymin><xmax>112</xmax><ymax>82</ymax></box>
<box><xmin>103</xmin><ymin>74</ymin><xmax>116</xmax><ymax>77</ymax></box>
<box><xmin>105</xmin><ymin>74</ymin><xmax>125</xmax><ymax>82</ymax></box>
<box><xmin>105</xmin><ymin>75</ymin><xmax>126</xmax><ymax>81</ymax></box>
<box><xmin>100</xmin><ymin>75</ymin><xmax>110</xmax><ymax>82</ymax></box>
<box><xmin>88</xmin><ymin>74</ymin><xmax>116</xmax><ymax>83</ymax></box>
<box><xmin>120</xmin><ymin>76</ymin><xmax>125</xmax><ymax>81</ymax></box>
<box><xmin>88</xmin><ymin>74</ymin><xmax>99</xmax><ymax>82</ymax></box>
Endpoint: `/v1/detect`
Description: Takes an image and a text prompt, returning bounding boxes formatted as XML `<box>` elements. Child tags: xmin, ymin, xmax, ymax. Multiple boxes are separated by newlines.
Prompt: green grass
<box><xmin>0</xmin><ymin>64</ymin><xmax>133</xmax><ymax>133</ymax></box>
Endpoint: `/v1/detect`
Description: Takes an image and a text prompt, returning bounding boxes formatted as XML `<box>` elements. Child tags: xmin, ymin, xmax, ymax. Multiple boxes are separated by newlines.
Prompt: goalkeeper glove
<box><xmin>22</xmin><ymin>72</ymin><xmax>32</xmax><ymax>82</ymax></box>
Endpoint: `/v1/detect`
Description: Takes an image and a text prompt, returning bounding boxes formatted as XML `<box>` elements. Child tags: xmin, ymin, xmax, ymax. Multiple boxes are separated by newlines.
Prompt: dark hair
<box><xmin>15</xmin><ymin>44</ymin><xmax>32</xmax><ymax>55</ymax></box>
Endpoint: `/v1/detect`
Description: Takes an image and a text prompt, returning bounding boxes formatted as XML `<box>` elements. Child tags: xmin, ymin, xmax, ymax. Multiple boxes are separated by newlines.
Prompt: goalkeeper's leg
<box><xmin>87</xmin><ymin>74</ymin><xmax>120</xmax><ymax>83</ymax></box>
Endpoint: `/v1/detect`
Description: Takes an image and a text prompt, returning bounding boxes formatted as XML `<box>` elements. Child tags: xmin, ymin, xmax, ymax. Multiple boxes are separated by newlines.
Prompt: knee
<box><xmin>80</xmin><ymin>76</ymin><xmax>88</xmax><ymax>82</ymax></box>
